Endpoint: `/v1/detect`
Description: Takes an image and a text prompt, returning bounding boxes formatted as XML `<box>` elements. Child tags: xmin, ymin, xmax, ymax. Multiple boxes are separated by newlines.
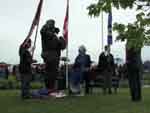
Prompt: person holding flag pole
<box><xmin>19</xmin><ymin>0</ymin><xmax>43</xmax><ymax>99</ymax></box>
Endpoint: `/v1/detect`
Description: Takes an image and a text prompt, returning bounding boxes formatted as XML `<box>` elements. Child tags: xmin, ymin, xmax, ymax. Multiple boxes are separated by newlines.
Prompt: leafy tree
<box><xmin>87</xmin><ymin>0</ymin><xmax>150</xmax><ymax>48</ymax></box>
<box><xmin>87</xmin><ymin>0</ymin><xmax>150</xmax><ymax>101</ymax></box>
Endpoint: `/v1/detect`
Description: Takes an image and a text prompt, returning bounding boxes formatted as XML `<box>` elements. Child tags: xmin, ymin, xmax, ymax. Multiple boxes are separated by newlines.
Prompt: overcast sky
<box><xmin>0</xmin><ymin>0</ymin><xmax>149</xmax><ymax>64</ymax></box>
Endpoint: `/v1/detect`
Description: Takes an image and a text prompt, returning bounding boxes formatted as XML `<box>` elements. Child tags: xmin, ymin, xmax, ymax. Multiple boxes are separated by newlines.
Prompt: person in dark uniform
<box><xmin>97</xmin><ymin>45</ymin><xmax>115</xmax><ymax>94</ymax></box>
<box><xmin>19</xmin><ymin>39</ymin><xmax>35</xmax><ymax>99</ymax></box>
<box><xmin>126</xmin><ymin>46</ymin><xmax>142</xmax><ymax>101</ymax></box>
<box><xmin>40</xmin><ymin>19</ymin><xmax>66</xmax><ymax>93</ymax></box>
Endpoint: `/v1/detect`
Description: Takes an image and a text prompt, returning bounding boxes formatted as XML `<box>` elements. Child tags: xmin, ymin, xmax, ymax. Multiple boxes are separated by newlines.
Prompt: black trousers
<box><xmin>20</xmin><ymin>73</ymin><xmax>32</xmax><ymax>98</ymax></box>
<box><xmin>102</xmin><ymin>71</ymin><xmax>112</xmax><ymax>94</ymax></box>
<box><xmin>84</xmin><ymin>71</ymin><xmax>91</xmax><ymax>94</ymax></box>
<box><xmin>128</xmin><ymin>69</ymin><xmax>142</xmax><ymax>101</ymax></box>
<box><xmin>44</xmin><ymin>60</ymin><xmax>59</xmax><ymax>90</ymax></box>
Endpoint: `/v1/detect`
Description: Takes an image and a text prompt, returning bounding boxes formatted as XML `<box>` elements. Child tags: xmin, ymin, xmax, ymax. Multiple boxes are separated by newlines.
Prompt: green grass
<box><xmin>0</xmin><ymin>88</ymin><xmax>150</xmax><ymax>113</ymax></box>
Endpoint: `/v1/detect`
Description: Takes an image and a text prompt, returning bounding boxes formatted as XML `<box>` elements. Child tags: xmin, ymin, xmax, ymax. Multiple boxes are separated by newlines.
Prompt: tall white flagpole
<box><xmin>101</xmin><ymin>12</ymin><xmax>104</xmax><ymax>52</ymax></box>
<box><xmin>66</xmin><ymin>42</ymin><xmax>69</xmax><ymax>89</ymax></box>
<box><xmin>63</xmin><ymin>0</ymin><xmax>69</xmax><ymax>89</ymax></box>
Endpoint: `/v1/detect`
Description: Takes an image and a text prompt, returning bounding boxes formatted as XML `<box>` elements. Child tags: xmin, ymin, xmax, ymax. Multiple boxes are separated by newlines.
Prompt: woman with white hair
<box><xmin>69</xmin><ymin>45</ymin><xmax>92</xmax><ymax>96</ymax></box>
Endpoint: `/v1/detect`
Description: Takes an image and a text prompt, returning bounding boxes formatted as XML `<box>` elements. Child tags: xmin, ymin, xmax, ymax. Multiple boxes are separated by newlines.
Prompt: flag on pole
<box><xmin>22</xmin><ymin>0</ymin><xmax>43</xmax><ymax>46</ymax></box>
<box><xmin>63</xmin><ymin>0</ymin><xmax>69</xmax><ymax>89</ymax></box>
<box><xmin>107</xmin><ymin>11</ymin><xmax>112</xmax><ymax>45</ymax></box>
<box><xmin>63</xmin><ymin>0</ymin><xmax>69</xmax><ymax>44</ymax></box>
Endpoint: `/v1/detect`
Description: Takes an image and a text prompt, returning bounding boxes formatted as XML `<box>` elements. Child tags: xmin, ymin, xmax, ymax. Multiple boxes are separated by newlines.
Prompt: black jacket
<box><xmin>74</xmin><ymin>54</ymin><xmax>91</xmax><ymax>69</ymax></box>
<box><xmin>126</xmin><ymin>48</ymin><xmax>142</xmax><ymax>71</ymax></box>
<box><xmin>19</xmin><ymin>46</ymin><xmax>32</xmax><ymax>74</ymax></box>
<box><xmin>98</xmin><ymin>52</ymin><xmax>115</xmax><ymax>72</ymax></box>
<box><xmin>40</xmin><ymin>25</ymin><xmax>66</xmax><ymax>62</ymax></box>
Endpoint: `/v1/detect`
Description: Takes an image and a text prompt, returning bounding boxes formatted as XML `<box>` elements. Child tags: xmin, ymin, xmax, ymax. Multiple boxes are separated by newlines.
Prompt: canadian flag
<box><xmin>63</xmin><ymin>0</ymin><xmax>69</xmax><ymax>44</ymax></box>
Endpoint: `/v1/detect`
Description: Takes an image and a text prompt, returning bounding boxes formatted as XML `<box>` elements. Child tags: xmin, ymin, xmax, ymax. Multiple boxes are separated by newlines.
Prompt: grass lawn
<box><xmin>0</xmin><ymin>88</ymin><xmax>150</xmax><ymax>113</ymax></box>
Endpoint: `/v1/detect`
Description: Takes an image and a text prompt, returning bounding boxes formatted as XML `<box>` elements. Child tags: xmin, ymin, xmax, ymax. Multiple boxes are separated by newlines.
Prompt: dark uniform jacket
<box><xmin>126</xmin><ymin>48</ymin><xmax>142</xmax><ymax>71</ymax></box>
<box><xmin>40</xmin><ymin>25</ymin><xmax>66</xmax><ymax>62</ymax></box>
<box><xmin>98</xmin><ymin>52</ymin><xmax>115</xmax><ymax>73</ymax></box>
<box><xmin>19</xmin><ymin>46</ymin><xmax>32</xmax><ymax>74</ymax></box>
<box><xmin>74</xmin><ymin>54</ymin><xmax>91</xmax><ymax>70</ymax></box>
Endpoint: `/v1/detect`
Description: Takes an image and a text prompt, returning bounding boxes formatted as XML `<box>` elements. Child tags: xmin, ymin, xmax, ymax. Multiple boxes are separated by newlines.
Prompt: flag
<box><xmin>22</xmin><ymin>0</ymin><xmax>43</xmax><ymax>46</ymax></box>
<box><xmin>63</xmin><ymin>0</ymin><xmax>69</xmax><ymax>44</ymax></box>
<box><xmin>107</xmin><ymin>11</ymin><xmax>112</xmax><ymax>45</ymax></box>
<box><xmin>63</xmin><ymin>0</ymin><xmax>69</xmax><ymax>89</ymax></box>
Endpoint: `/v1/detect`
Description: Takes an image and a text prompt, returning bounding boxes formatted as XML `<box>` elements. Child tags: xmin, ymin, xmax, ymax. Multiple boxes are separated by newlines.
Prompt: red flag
<box><xmin>22</xmin><ymin>0</ymin><xmax>43</xmax><ymax>46</ymax></box>
<box><xmin>63</xmin><ymin>0</ymin><xmax>69</xmax><ymax>44</ymax></box>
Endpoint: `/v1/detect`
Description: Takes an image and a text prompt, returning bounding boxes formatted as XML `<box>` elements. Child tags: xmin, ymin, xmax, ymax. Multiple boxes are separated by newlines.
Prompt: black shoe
<box><xmin>132</xmin><ymin>98</ymin><xmax>141</xmax><ymax>102</ymax></box>
<box><xmin>22</xmin><ymin>95</ymin><xmax>31</xmax><ymax>100</ymax></box>
<box><xmin>108</xmin><ymin>91</ymin><xmax>112</xmax><ymax>94</ymax></box>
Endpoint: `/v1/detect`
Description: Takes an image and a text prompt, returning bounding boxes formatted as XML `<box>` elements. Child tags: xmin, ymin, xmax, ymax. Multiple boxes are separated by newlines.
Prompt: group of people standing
<box><xmin>19</xmin><ymin>19</ymin><xmax>66</xmax><ymax>99</ymax></box>
<box><xmin>19</xmin><ymin>19</ymin><xmax>142</xmax><ymax>102</ymax></box>
<box><xmin>69</xmin><ymin>45</ymin><xmax>115</xmax><ymax>96</ymax></box>
<box><xmin>19</xmin><ymin>18</ymin><xmax>115</xmax><ymax>99</ymax></box>
<box><xmin>67</xmin><ymin>41</ymin><xmax>142</xmax><ymax>102</ymax></box>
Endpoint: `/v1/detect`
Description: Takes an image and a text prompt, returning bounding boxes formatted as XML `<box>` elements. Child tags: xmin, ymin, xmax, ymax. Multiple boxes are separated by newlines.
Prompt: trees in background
<box><xmin>87</xmin><ymin>0</ymin><xmax>150</xmax><ymax>101</ymax></box>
